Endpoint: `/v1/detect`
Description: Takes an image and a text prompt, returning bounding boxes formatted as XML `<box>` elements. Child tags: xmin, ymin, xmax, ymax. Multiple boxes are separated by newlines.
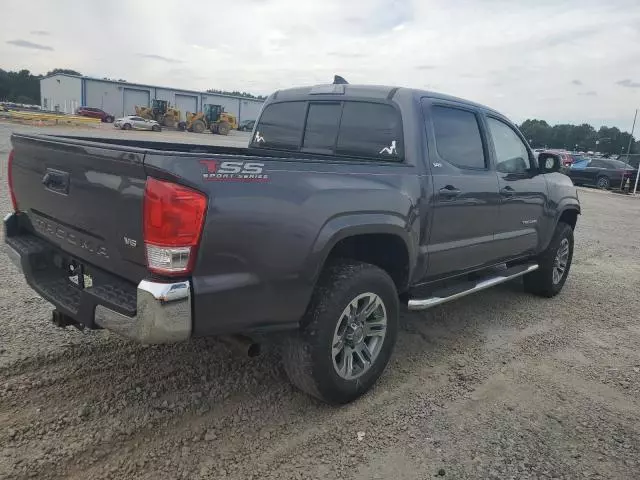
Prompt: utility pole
<box><xmin>629</xmin><ymin>109</ymin><xmax>640</xmax><ymax>194</ymax></box>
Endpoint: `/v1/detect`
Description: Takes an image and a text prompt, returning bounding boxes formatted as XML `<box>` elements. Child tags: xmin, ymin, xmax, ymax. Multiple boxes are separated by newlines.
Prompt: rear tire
<box><xmin>282</xmin><ymin>260</ymin><xmax>399</xmax><ymax>404</ymax></box>
<box><xmin>192</xmin><ymin>120</ymin><xmax>206</xmax><ymax>134</ymax></box>
<box><xmin>596</xmin><ymin>176</ymin><xmax>610</xmax><ymax>190</ymax></box>
<box><xmin>524</xmin><ymin>222</ymin><xmax>574</xmax><ymax>297</ymax></box>
<box><xmin>122</xmin><ymin>123</ymin><xmax>132</xmax><ymax>130</ymax></box>
<box><xmin>152</xmin><ymin>125</ymin><xmax>161</xmax><ymax>132</ymax></box>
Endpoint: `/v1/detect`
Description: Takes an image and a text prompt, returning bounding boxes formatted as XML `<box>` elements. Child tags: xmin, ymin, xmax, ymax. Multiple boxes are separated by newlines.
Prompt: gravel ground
<box><xmin>1</xmin><ymin>122</ymin><xmax>640</xmax><ymax>479</ymax></box>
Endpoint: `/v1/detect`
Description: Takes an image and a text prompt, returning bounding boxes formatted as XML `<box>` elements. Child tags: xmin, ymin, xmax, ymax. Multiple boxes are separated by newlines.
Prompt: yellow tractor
<box><xmin>178</xmin><ymin>104</ymin><xmax>238</xmax><ymax>135</ymax></box>
<box><xmin>135</xmin><ymin>100</ymin><xmax>181</xmax><ymax>128</ymax></box>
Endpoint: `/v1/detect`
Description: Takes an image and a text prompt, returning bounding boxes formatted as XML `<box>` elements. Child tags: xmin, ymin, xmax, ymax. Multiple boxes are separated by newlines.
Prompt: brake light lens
<box><xmin>8</xmin><ymin>149</ymin><xmax>18</xmax><ymax>212</ymax></box>
<box><xmin>143</xmin><ymin>178</ymin><xmax>207</xmax><ymax>275</ymax></box>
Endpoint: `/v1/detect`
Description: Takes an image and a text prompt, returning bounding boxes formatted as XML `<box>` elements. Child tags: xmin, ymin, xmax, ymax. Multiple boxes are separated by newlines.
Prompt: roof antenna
<box><xmin>333</xmin><ymin>75</ymin><xmax>349</xmax><ymax>85</ymax></box>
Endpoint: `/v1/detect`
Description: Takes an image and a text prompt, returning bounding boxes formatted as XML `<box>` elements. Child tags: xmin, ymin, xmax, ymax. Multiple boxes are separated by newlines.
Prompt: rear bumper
<box><xmin>4</xmin><ymin>213</ymin><xmax>191</xmax><ymax>344</ymax></box>
<box><xmin>94</xmin><ymin>280</ymin><xmax>191</xmax><ymax>344</ymax></box>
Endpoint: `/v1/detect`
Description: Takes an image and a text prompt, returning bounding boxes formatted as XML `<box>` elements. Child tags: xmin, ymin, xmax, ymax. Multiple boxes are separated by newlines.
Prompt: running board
<box><xmin>407</xmin><ymin>263</ymin><xmax>539</xmax><ymax>311</ymax></box>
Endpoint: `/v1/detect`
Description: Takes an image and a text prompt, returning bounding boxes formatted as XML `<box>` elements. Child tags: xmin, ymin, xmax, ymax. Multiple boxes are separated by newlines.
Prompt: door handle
<box><xmin>439</xmin><ymin>185</ymin><xmax>461</xmax><ymax>198</ymax></box>
<box><xmin>500</xmin><ymin>186</ymin><xmax>516</xmax><ymax>197</ymax></box>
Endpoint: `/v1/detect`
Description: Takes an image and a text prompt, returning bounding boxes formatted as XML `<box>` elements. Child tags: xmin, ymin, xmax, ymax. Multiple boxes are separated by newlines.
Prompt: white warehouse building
<box><xmin>40</xmin><ymin>74</ymin><xmax>265</xmax><ymax>123</ymax></box>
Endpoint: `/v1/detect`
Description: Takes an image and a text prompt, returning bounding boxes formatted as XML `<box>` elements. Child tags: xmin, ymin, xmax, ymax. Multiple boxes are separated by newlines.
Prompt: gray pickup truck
<box><xmin>5</xmin><ymin>81</ymin><xmax>580</xmax><ymax>404</ymax></box>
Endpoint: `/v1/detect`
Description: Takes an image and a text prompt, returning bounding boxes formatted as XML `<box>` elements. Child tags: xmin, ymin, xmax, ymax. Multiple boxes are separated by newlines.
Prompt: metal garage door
<box><xmin>175</xmin><ymin>94</ymin><xmax>198</xmax><ymax>121</ymax></box>
<box><xmin>123</xmin><ymin>88</ymin><xmax>150</xmax><ymax>116</ymax></box>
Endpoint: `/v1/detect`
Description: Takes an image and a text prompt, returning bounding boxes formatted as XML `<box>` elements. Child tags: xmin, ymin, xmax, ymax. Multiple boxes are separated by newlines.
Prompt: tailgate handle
<box><xmin>42</xmin><ymin>169</ymin><xmax>70</xmax><ymax>195</ymax></box>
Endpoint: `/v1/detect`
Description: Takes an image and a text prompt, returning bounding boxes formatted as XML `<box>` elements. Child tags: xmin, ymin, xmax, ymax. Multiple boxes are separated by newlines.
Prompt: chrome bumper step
<box><xmin>407</xmin><ymin>263</ymin><xmax>539</xmax><ymax>311</ymax></box>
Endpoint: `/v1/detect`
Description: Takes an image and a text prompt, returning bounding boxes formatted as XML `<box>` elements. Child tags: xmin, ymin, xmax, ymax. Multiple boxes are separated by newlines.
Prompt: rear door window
<box><xmin>302</xmin><ymin>103</ymin><xmax>342</xmax><ymax>153</ymax></box>
<box><xmin>431</xmin><ymin>106</ymin><xmax>486</xmax><ymax>169</ymax></box>
<box><xmin>336</xmin><ymin>102</ymin><xmax>403</xmax><ymax>160</ymax></box>
<box><xmin>251</xmin><ymin>101</ymin><xmax>307</xmax><ymax>151</ymax></box>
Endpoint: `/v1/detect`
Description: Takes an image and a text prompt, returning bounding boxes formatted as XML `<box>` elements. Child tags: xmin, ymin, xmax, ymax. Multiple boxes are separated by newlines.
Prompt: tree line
<box><xmin>206</xmin><ymin>89</ymin><xmax>267</xmax><ymax>100</ymax></box>
<box><xmin>519</xmin><ymin>119</ymin><xmax>638</xmax><ymax>155</ymax></box>
<box><xmin>0</xmin><ymin>68</ymin><xmax>81</xmax><ymax>105</ymax></box>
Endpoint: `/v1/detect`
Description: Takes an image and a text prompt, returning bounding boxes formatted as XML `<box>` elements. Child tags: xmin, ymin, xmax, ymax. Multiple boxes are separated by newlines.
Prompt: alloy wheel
<box><xmin>553</xmin><ymin>238</ymin><xmax>570</xmax><ymax>284</ymax></box>
<box><xmin>331</xmin><ymin>292</ymin><xmax>387</xmax><ymax>380</ymax></box>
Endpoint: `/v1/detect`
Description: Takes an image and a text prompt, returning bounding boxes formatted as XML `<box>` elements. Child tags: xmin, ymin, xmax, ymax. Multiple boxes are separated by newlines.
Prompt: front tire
<box><xmin>524</xmin><ymin>222</ymin><xmax>574</xmax><ymax>297</ymax></box>
<box><xmin>217</xmin><ymin>121</ymin><xmax>230</xmax><ymax>135</ymax></box>
<box><xmin>105</xmin><ymin>116</ymin><xmax>114</xmax><ymax>123</ymax></box>
<box><xmin>192</xmin><ymin>119</ymin><xmax>206</xmax><ymax>134</ymax></box>
<box><xmin>122</xmin><ymin>123</ymin><xmax>132</xmax><ymax>130</ymax></box>
<box><xmin>596</xmin><ymin>176</ymin><xmax>610</xmax><ymax>190</ymax></box>
<box><xmin>282</xmin><ymin>260</ymin><xmax>399</xmax><ymax>404</ymax></box>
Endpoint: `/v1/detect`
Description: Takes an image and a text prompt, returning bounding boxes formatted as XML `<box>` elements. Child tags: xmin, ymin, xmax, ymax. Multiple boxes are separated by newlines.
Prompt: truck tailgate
<box><xmin>10</xmin><ymin>134</ymin><xmax>148</xmax><ymax>283</ymax></box>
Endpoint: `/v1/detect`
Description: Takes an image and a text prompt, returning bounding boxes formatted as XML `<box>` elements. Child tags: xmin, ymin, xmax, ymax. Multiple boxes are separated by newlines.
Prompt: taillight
<box><xmin>8</xmin><ymin>149</ymin><xmax>18</xmax><ymax>212</ymax></box>
<box><xmin>143</xmin><ymin>178</ymin><xmax>207</xmax><ymax>276</ymax></box>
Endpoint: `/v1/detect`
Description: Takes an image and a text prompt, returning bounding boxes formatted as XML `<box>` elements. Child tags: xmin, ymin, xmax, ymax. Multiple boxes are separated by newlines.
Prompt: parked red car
<box><xmin>75</xmin><ymin>106</ymin><xmax>115</xmax><ymax>123</ymax></box>
<box><xmin>545</xmin><ymin>150</ymin><xmax>586</xmax><ymax>167</ymax></box>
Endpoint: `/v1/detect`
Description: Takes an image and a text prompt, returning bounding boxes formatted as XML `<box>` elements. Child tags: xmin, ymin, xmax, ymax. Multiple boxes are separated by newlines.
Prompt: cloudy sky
<box><xmin>3</xmin><ymin>0</ymin><xmax>640</xmax><ymax>129</ymax></box>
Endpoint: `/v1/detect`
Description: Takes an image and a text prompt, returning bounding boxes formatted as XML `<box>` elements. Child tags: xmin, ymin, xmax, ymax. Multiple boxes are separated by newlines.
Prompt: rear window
<box><xmin>252</xmin><ymin>100</ymin><xmax>403</xmax><ymax>161</ymax></box>
<box><xmin>336</xmin><ymin>102</ymin><xmax>402</xmax><ymax>160</ymax></box>
<box><xmin>607</xmin><ymin>159</ymin><xmax>631</xmax><ymax>169</ymax></box>
<box><xmin>302</xmin><ymin>103</ymin><xmax>342</xmax><ymax>153</ymax></box>
<box><xmin>253</xmin><ymin>101</ymin><xmax>306</xmax><ymax>150</ymax></box>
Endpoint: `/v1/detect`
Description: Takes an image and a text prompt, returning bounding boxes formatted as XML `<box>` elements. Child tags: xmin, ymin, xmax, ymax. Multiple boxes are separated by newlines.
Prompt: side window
<box><xmin>571</xmin><ymin>159</ymin><xmax>590</xmax><ymax>169</ymax></box>
<box><xmin>487</xmin><ymin>117</ymin><xmax>532</xmax><ymax>174</ymax></box>
<box><xmin>302</xmin><ymin>103</ymin><xmax>342</xmax><ymax>153</ymax></box>
<box><xmin>431</xmin><ymin>106</ymin><xmax>486</xmax><ymax>169</ymax></box>
<box><xmin>252</xmin><ymin>101</ymin><xmax>307</xmax><ymax>150</ymax></box>
<box><xmin>589</xmin><ymin>159</ymin><xmax>605</xmax><ymax>168</ymax></box>
<box><xmin>336</xmin><ymin>102</ymin><xmax>403</xmax><ymax>160</ymax></box>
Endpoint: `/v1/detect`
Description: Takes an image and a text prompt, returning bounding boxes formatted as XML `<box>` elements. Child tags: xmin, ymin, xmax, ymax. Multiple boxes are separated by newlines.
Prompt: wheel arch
<box><xmin>306</xmin><ymin>214</ymin><xmax>417</xmax><ymax>294</ymax></box>
<box><xmin>558</xmin><ymin>207</ymin><xmax>579</xmax><ymax>230</ymax></box>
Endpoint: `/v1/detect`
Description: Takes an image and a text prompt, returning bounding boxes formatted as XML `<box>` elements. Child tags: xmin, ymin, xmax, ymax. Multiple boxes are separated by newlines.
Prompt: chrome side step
<box><xmin>407</xmin><ymin>263</ymin><xmax>539</xmax><ymax>311</ymax></box>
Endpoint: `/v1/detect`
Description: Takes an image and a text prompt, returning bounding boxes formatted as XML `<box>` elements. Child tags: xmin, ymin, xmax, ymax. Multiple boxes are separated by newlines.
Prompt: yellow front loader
<box><xmin>177</xmin><ymin>104</ymin><xmax>237</xmax><ymax>135</ymax></box>
<box><xmin>135</xmin><ymin>100</ymin><xmax>181</xmax><ymax>128</ymax></box>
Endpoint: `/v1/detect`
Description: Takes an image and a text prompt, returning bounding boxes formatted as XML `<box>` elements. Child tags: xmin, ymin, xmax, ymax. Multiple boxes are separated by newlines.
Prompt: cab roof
<box><xmin>269</xmin><ymin>83</ymin><xmax>501</xmax><ymax>116</ymax></box>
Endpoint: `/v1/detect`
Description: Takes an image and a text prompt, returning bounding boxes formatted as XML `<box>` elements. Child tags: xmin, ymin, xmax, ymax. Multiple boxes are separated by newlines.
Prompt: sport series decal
<box><xmin>199</xmin><ymin>160</ymin><xmax>270</xmax><ymax>182</ymax></box>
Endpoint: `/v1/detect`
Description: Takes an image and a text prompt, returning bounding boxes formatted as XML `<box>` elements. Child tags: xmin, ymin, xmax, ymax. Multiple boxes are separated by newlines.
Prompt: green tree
<box><xmin>520</xmin><ymin>119</ymin><xmax>551</xmax><ymax>148</ymax></box>
<box><xmin>519</xmin><ymin>119</ymin><xmax>636</xmax><ymax>155</ymax></box>
<box><xmin>46</xmin><ymin>68</ymin><xmax>82</xmax><ymax>76</ymax></box>
<box><xmin>0</xmin><ymin>69</ymin><xmax>40</xmax><ymax>104</ymax></box>
<box><xmin>0</xmin><ymin>68</ymin><xmax>82</xmax><ymax>105</ymax></box>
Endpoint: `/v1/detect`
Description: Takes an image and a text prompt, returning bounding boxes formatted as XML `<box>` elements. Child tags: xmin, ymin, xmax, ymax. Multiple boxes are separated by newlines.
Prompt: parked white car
<box><xmin>114</xmin><ymin>116</ymin><xmax>162</xmax><ymax>131</ymax></box>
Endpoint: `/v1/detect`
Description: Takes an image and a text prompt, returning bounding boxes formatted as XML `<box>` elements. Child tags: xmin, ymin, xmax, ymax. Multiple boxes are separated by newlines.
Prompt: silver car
<box><xmin>114</xmin><ymin>116</ymin><xmax>161</xmax><ymax>131</ymax></box>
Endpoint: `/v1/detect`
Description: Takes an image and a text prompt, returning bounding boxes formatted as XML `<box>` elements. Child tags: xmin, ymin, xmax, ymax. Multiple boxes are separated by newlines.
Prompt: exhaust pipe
<box><xmin>219</xmin><ymin>335</ymin><xmax>261</xmax><ymax>357</ymax></box>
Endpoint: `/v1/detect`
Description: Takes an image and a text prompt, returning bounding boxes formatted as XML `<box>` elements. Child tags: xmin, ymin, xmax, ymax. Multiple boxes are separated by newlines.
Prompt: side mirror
<box><xmin>538</xmin><ymin>153</ymin><xmax>561</xmax><ymax>173</ymax></box>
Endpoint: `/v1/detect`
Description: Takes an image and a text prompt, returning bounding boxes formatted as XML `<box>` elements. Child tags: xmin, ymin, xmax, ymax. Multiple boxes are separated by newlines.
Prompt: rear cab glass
<box><xmin>253</xmin><ymin>101</ymin><xmax>306</xmax><ymax>150</ymax></box>
<box><xmin>251</xmin><ymin>99</ymin><xmax>403</xmax><ymax>161</ymax></box>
